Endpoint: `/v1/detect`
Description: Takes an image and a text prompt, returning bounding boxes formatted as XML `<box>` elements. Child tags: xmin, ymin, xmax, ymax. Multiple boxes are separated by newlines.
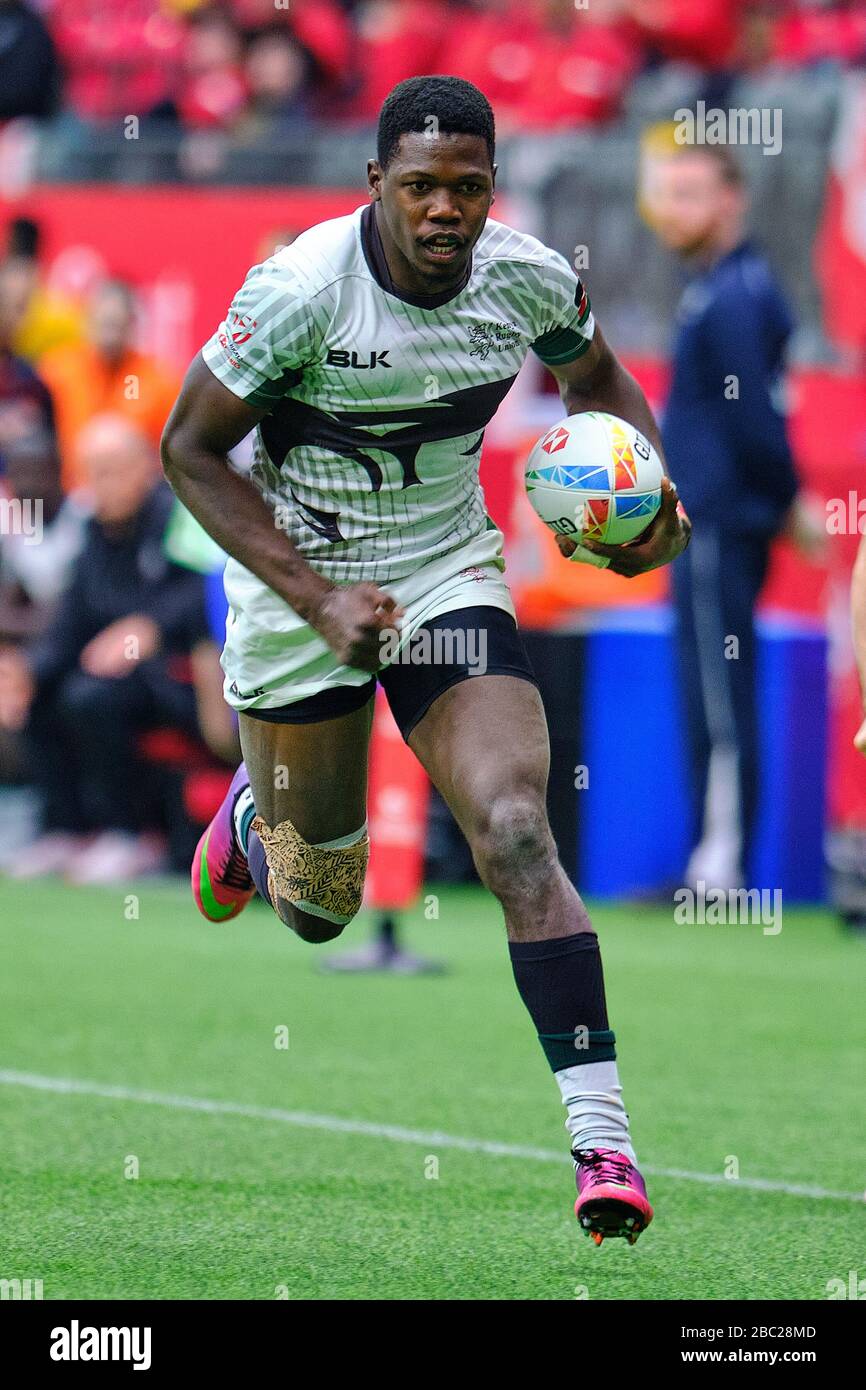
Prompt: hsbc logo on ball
<box><xmin>541</xmin><ymin>426</ymin><xmax>570</xmax><ymax>455</ymax></box>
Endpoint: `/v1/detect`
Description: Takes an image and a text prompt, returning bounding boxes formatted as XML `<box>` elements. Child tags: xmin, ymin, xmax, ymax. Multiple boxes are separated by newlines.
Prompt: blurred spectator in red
<box><xmin>0</xmin><ymin>414</ymin><xmax>212</xmax><ymax>883</ymax></box>
<box><xmin>0</xmin><ymin>430</ymin><xmax>89</xmax><ymax>646</ymax></box>
<box><xmin>235</xmin><ymin>25</ymin><xmax>318</xmax><ymax>136</ymax></box>
<box><xmin>343</xmin><ymin>0</ymin><xmax>446</xmax><ymax>121</ymax></box>
<box><xmin>0</xmin><ymin>0</ymin><xmax>60</xmax><ymax>119</ymax></box>
<box><xmin>625</xmin><ymin>0</ymin><xmax>745</xmax><ymax>70</ymax></box>
<box><xmin>815</xmin><ymin>57</ymin><xmax>866</xmax><ymax>363</ymax></box>
<box><xmin>441</xmin><ymin>0</ymin><xmax>640</xmax><ymax>133</ymax></box>
<box><xmin>47</xmin><ymin>0</ymin><xmax>183</xmax><ymax>123</ymax></box>
<box><xmin>233</xmin><ymin>0</ymin><xmax>352</xmax><ymax>94</ymax></box>
<box><xmin>39</xmin><ymin>279</ymin><xmax>180</xmax><ymax>492</ymax></box>
<box><xmin>772</xmin><ymin>0</ymin><xmax>866</xmax><ymax>68</ymax></box>
<box><xmin>3</xmin><ymin>217</ymin><xmax>83</xmax><ymax>363</ymax></box>
<box><xmin>0</xmin><ymin>261</ymin><xmax>55</xmax><ymax>467</ymax></box>
<box><xmin>149</xmin><ymin>4</ymin><xmax>247</xmax><ymax>130</ymax></box>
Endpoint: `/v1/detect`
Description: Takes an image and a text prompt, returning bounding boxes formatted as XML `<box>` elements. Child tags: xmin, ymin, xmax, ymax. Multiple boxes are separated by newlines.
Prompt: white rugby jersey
<box><xmin>203</xmin><ymin>203</ymin><xmax>594</xmax><ymax>584</ymax></box>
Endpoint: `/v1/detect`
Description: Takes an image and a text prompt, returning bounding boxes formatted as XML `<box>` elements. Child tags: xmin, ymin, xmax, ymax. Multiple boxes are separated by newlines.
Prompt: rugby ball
<box><xmin>525</xmin><ymin>412</ymin><xmax>663</xmax><ymax>547</ymax></box>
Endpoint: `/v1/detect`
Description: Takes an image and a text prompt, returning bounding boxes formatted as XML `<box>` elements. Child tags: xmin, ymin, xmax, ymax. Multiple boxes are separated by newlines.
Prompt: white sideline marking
<box><xmin>0</xmin><ymin>1068</ymin><xmax>860</xmax><ymax>1203</ymax></box>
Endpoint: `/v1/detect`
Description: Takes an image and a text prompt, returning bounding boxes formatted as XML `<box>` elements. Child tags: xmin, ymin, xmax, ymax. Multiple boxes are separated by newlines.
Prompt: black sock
<box><xmin>508</xmin><ymin>932</ymin><xmax>616</xmax><ymax>1072</ymax></box>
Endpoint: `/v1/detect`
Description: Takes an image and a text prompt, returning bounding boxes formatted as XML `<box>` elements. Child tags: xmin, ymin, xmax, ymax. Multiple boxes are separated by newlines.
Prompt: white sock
<box><xmin>232</xmin><ymin>785</ymin><xmax>256</xmax><ymax>855</ymax></box>
<box><xmin>555</xmin><ymin>1060</ymin><xmax>637</xmax><ymax>1163</ymax></box>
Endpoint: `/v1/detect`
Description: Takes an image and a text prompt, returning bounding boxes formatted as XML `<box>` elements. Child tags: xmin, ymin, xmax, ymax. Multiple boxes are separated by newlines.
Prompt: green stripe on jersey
<box><xmin>532</xmin><ymin>328</ymin><xmax>593</xmax><ymax>366</ymax></box>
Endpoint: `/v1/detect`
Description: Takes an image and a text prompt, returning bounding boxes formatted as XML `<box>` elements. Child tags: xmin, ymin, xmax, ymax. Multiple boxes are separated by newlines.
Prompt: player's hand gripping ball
<box><xmin>525</xmin><ymin>412</ymin><xmax>665</xmax><ymax>570</ymax></box>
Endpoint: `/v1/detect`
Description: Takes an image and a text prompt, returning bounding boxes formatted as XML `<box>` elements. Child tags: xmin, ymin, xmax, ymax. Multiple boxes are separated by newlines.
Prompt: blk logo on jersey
<box><xmin>326</xmin><ymin>349</ymin><xmax>392</xmax><ymax>370</ymax></box>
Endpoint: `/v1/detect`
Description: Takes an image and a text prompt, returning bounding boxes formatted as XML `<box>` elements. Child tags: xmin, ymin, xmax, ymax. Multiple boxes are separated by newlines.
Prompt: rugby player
<box><xmin>161</xmin><ymin>76</ymin><xmax>690</xmax><ymax>1245</ymax></box>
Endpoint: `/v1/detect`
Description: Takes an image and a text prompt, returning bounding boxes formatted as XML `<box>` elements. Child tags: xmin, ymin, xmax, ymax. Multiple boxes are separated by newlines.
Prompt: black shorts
<box><xmin>241</xmin><ymin>604</ymin><xmax>540</xmax><ymax>742</ymax></box>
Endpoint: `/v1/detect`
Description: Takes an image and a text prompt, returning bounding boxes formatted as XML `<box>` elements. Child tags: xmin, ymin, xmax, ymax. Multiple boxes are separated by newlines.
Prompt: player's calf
<box><xmin>467</xmin><ymin>791</ymin><xmax>593</xmax><ymax>937</ymax></box>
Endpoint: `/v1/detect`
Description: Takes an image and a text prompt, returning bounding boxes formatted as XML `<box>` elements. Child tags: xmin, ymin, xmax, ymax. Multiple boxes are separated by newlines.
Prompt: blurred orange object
<box><xmin>364</xmin><ymin>688</ymin><xmax>429</xmax><ymax>911</ymax></box>
<box><xmin>40</xmin><ymin>341</ymin><xmax>181</xmax><ymax>490</ymax></box>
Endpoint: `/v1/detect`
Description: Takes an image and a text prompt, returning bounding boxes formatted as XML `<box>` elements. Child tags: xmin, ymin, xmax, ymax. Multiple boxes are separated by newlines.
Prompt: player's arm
<box><xmin>852</xmin><ymin>532</ymin><xmax>866</xmax><ymax>757</ymax></box>
<box><xmin>546</xmin><ymin>326</ymin><xmax>690</xmax><ymax>577</ymax></box>
<box><xmin>161</xmin><ymin>355</ymin><xmax>402</xmax><ymax>672</ymax></box>
<box><xmin>161</xmin><ymin>355</ymin><xmax>331</xmax><ymax>621</ymax></box>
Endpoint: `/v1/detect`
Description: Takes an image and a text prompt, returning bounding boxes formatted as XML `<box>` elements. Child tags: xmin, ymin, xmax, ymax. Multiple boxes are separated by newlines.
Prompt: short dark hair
<box><xmin>377</xmin><ymin>75</ymin><xmax>495</xmax><ymax>171</ymax></box>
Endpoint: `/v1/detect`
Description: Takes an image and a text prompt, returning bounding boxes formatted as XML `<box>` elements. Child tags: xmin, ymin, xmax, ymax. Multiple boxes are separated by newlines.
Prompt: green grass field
<box><xmin>0</xmin><ymin>878</ymin><xmax>863</xmax><ymax>1301</ymax></box>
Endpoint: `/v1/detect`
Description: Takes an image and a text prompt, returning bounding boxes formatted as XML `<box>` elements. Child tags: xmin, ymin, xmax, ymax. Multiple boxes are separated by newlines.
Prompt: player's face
<box><xmin>368</xmin><ymin>132</ymin><xmax>495</xmax><ymax>293</ymax></box>
<box><xmin>649</xmin><ymin>156</ymin><xmax>736</xmax><ymax>256</ymax></box>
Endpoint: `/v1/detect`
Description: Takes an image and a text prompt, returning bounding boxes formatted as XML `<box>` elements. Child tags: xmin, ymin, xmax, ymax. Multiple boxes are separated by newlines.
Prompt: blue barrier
<box><xmin>577</xmin><ymin>608</ymin><xmax>827</xmax><ymax>901</ymax></box>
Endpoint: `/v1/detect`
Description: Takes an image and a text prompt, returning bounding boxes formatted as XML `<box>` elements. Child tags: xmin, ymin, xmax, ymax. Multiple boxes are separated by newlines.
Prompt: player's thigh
<box><xmin>407</xmin><ymin>673</ymin><xmax>550</xmax><ymax>839</ymax></box>
<box><xmin>238</xmin><ymin>700</ymin><xmax>374</xmax><ymax>841</ymax></box>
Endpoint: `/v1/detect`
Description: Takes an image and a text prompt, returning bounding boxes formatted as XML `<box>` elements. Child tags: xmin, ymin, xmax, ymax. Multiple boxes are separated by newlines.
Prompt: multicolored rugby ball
<box><xmin>525</xmin><ymin>412</ymin><xmax>663</xmax><ymax>547</ymax></box>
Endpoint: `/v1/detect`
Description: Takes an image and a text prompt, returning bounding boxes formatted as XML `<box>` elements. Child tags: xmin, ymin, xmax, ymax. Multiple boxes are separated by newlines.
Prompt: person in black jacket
<box><xmin>648</xmin><ymin>143</ymin><xmax>821</xmax><ymax>890</ymax></box>
<box><xmin>0</xmin><ymin>0</ymin><xmax>60</xmax><ymax>120</ymax></box>
<box><xmin>0</xmin><ymin>414</ymin><xmax>211</xmax><ymax>882</ymax></box>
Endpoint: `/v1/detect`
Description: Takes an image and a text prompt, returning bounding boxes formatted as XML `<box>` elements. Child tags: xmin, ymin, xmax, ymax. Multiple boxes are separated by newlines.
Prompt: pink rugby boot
<box><xmin>192</xmin><ymin>762</ymin><xmax>255</xmax><ymax>922</ymax></box>
<box><xmin>573</xmin><ymin>1147</ymin><xmax>654</xmax><ymax>1246</ymax></box>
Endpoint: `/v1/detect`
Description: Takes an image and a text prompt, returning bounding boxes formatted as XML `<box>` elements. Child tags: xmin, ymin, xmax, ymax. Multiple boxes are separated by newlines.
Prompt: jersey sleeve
<box><xmin>201</xmin><ymin>258</ymin><xmax>315</xmax><ymax>408</ymax></box>
<box><xmin>530</xmin><ymin>249</ymin><xmax>595</xmax><ymax>366</ymax></box>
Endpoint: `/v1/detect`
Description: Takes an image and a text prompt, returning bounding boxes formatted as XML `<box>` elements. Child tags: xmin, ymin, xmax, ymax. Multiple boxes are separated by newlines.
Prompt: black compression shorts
<box><xmin>241</xmin><ymin>604</ymin><xmax>540</xmax><ymax>742</ymax></box>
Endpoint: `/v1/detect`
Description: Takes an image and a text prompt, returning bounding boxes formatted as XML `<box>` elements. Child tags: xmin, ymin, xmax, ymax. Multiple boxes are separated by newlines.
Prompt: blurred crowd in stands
<box><xmin>0</xmin><ymin>0</ymin><xmax>861</xmax><ymax>889</ymax></box>
<box><xmin>0</xmin><ymin>1</ymin><xmax>865</xmax><ymax>136</ymax></box>
<box><xmin>0</xmin><ymin>214</ymin><xmax>237</xmax><ymax>882</ymax></box>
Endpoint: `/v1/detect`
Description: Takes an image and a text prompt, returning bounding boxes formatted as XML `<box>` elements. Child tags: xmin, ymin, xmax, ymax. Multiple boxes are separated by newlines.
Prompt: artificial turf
<box><xmin>0</xmin><ymin>878</ymin><xmax>862</xmax><ymax>1300</ymax></box>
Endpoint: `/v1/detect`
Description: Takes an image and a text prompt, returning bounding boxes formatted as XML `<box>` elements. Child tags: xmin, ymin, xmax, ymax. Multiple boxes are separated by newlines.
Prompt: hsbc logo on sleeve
<box><xmin>326</xmin><ymin>349</ymin><xmax>392</xmax><ymax>369</ymax></box>
<box><xmin>229</xmin><ymin>312</ymin><xmax>257</xmax><ymax>344</ymax></box>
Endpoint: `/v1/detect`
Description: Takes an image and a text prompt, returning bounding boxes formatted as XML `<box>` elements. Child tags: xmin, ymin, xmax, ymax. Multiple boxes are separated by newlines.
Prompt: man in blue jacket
<box><xmin>650</xmin><ymin>143</ymin><xmax>801</xmax><ymax>890</ymax></box>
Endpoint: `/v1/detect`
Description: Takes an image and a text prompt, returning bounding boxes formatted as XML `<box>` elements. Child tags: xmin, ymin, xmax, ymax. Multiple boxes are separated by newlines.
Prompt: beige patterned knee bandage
<box><xmin>251</xmin><ymin>814</ymin><xmax>369</xmax><ymax>924</ymax></box>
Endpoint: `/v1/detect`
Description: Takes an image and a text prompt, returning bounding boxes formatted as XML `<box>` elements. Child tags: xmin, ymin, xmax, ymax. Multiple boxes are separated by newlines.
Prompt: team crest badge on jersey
<box><xmin>468</xmin><ymin>322</ymin><xmax>521</xmax><ymax>361</ymax></box>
